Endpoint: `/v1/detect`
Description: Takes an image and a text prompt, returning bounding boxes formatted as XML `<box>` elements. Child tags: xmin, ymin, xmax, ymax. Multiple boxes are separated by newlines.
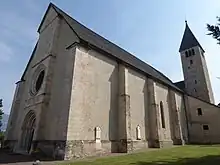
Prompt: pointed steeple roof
<box><xmin>179</xmin><ymin>21</ymin><xmax>204</xmax><ymax>52</ymax></box>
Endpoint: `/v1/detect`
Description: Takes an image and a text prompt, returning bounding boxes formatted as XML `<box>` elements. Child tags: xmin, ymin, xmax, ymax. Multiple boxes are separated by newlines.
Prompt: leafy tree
<box><xmin>207</xmin><ymin>17</ymin><xmax>220</xmax><ymax>44</ymax></box>
<box><xmin>0</xmin><ymin>99</ymin><xmax>4</xmax><ymax>132</ymax></box>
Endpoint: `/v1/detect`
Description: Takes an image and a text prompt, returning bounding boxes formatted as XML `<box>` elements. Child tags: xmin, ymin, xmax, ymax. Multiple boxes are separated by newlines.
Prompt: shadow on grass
<box><xmin>0</xmin><ymin>149</ymin><xmax>54</xmax><ymax>164</ymax></box>
<box><xmin>130</xmin><ymin>155</ymin><xmax>220</xmax><ymax>165</ymax></box>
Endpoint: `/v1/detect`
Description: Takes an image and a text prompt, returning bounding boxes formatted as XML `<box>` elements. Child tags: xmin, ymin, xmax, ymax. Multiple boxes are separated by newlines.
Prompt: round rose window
<box><xmin>30</xmin><ymin>68</ymin><xmax>45</xmax><ymax>95</ymax></box>
<box><xmin>35</xmin><ymin>70</ymin><xmax>45</xmax><ymax>92</ymax></box>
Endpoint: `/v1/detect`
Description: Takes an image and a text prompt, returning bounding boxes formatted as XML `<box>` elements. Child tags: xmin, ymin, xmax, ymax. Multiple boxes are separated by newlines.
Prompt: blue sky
<box><xmin>0</xmin><ymin>0</ymin><xmax>220</xmax><ymax>114</ymax></box>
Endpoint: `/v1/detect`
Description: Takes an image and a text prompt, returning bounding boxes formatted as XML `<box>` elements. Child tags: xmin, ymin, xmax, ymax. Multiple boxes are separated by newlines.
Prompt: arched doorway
<box><xmin>20</xmin><ymin>110</ymin><xmax>36</xmax><ymax>153</ymax></box>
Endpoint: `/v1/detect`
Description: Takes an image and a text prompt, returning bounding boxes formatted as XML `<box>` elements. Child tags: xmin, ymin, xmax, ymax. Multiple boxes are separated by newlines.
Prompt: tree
<box><xmin>0</xmin><ymin>99</ymin><xmax>4</xmax><ymax>132</ymax></box>
<box><xmin>207</xmin><ymin>17</ymin><xmax>220</xmax><ymax>44</ymax></box>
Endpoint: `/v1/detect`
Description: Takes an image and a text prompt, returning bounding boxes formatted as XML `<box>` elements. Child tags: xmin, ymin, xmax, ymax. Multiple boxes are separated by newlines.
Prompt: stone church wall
<box><xmin>127</xmin><ymin>69</ymin><xmax>148</xmax><ymax>150</ymax></box>
<box><xmin>63</xmin><ymin>44</ymin><xmax>184</xmax><ymax>159</ymax></box>
<box><xmin>186</xmin><ymin>95</ymin><xmax>220</xmax><ymax>143</ymax></box>
<box><xmin>4</xmin><ymin>7</ymin><xmax>80</xmax><ymax>155</ymax></box>
<box><xmin>5</xmin><ymin>7</ymin><xmax>60</xmax><ymax>150</ymax></box>
<box><xmin>154</xmin><ymin>83</ymin><xmax>173</xmax><ymax>146</ymax></box>
<box><xmin>174</xmin><ymin>93</ymin><xmax>188</xmax><ymax>143</ymax></box>
<box><xmin>65</xmin><ymin>46</ymin><xmax>119</xmax><ymax>158</ymax></box>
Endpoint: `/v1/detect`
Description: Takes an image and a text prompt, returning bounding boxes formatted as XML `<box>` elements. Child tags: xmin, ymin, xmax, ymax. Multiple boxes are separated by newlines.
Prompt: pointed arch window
<box><xmin>160</xmin><ymin>101</ymin><xmax>166</xmax><ymax>128</ymax></box>
<box><xmin>188</xmin><ymin>50</ymin><xmax>192</xmax><ymax>56</ymax></box>
<box><xmin>192</xmin><ymin>49</ymin><xmax>195</xmax><ymax>55</ymax></box>
<box><xmin>136</xmin><ymin>125</ymin><xmax>141</xmax><ymax>140</ymax></box>
<box><xmin>185</xmin><ymin>51</ymin><xmax>188</xmax><ymax>57</ymax></box>
<box><xmin>94</xmin><ymin>127</ymin><xmax>101</xmax><ymax>142</ymax></box>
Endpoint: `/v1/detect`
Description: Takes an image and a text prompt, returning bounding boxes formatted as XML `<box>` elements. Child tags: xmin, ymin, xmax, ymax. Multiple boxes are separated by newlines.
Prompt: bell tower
<box><xmin>179</xmin><ymin>21</ymin><xmax>215</xmax><ymax>104</ymax></box>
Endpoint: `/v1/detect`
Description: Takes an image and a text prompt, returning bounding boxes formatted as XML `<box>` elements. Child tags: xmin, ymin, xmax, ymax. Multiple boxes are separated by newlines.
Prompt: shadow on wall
<box><xmin>109</xmin><ymin>66</ymin><xmax>119</xmax><ymax>153</ymax></box>
<box><xmin>130</xmin><ymin>155</ymin><xmax>220</xmax><ymax>165</ymax></box>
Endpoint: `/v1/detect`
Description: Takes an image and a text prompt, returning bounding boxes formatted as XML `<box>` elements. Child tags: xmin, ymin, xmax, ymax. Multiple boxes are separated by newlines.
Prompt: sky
<box><xmin>0</xmin><ymin>0</ymin><xmax>220</xmax><ymax>114</ymax></box>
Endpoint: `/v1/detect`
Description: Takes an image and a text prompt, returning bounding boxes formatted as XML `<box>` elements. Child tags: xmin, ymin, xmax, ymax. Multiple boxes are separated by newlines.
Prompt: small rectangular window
<box><xmin>190</xmin><ymin>60</ymin><xmax>193</xmax><ymax>65</ymax></box>
<box><xmin>203</xmin><ymin>125</ymin><xmax>209</xmax><ymax>130</ymax></box>
<box><xmin>197</xmin><ymin>108</ymin><xmax>202</xmax><ymax>116</ymax></box>
<box><xmin>195</xmin><ymin>80</ymin><xmax>197</xmax><ymax>84</ymax></box>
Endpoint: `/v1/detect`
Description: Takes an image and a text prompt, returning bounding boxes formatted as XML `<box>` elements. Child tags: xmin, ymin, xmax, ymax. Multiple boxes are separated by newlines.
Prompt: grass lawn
<box><xmin>59</xmin><ymin>145</ymin><xmax>220</xmax><ymax>165</ymax></box>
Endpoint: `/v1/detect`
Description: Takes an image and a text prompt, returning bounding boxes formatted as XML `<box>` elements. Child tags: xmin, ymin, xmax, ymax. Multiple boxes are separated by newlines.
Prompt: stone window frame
<box><xmin>197</xmin><ymin>108</ymin><xmax>202</xmax><ymax>116</ymax></box>
<box><xmin>94</xmin><ymin>126</ymin><xmax>101</xmax><ymax>142</ymax></box>
<box><xmin>185</xmin><ymin>51</ymin><xmax>188</xmax><ymax>57</ymax></box>
<box><xmin>185</xmin><ymin>49</ymin><xmax>195</xmax><ymax>58</ymax></box>
<box><xmin>30</xmin><ymin>64</ymin><xmax>46</xmax><ymax>96</ymax></box>
<box><xmin>203</xmin><ymin>125</ymin><xmax>209</xmax><ymax>130</ymax></box>
<box><xmin>192</xmin><ymin>48</ymin><xmax>195</xmax><ymax>55</ymax></box>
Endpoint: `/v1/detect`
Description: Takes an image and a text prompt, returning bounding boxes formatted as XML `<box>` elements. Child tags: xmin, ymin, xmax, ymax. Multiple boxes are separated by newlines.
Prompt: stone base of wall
<box><xmin>63</xmin><ymin>140</ymin><xmax>150</xmax><ymax>160</ymax></box>
<box><xmin>147</xmin><ymin>139</ymin><xmax>160</xmax><ymax>148</ymax></box>
<box><xmin>36</xmin><ymin>140</ymin><xmax>66</xmax><ymax>159</ymax></box>
<box><xmin>3</xmin><ymin>140</ymin><xmax>17</xmax><ymax>151</ymax></box>
<box><xmin>159</xmin><ymin>140</ymin><xmax>173</xmax><ymax>148</ymax></box>
<box><xmin>173</xmin><ymin>138</ymin><xmax>183</xmax><ymax>145</ymax></box>
<box><xmin>132</xmin><ymin>140</ymin><xmax>148</xmax><ymax>151</ymax></box>
<box><xmin>3</xmin><ymin>139</ymin><xmax>176</xmax><ymax>160</ymax></box>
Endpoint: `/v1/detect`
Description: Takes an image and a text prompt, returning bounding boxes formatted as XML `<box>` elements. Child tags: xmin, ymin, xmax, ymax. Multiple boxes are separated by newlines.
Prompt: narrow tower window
<box><xmin>195</xmin><ymin>80</ymin><xmax>197</xmax><ymax>84</ymax></box>
<box><xmin>190</xmin><ymin>60</ymin><xmax>193</xmax><ymax>65</ymax></box>
<box><xmin>194</xmin><ymin>88</ymin><xmax>197</xmax><ymax>93</ymax></box>
<box><xmin>185</xmin><ymin>51</ymin><xmax>188</xmax><ymax>57</ymax></box>
<box><xmin>192</xmin><ymin>49</ymin><xmax>195</xmax><ymax>55</ymax></box>
<box><xmin>197</xmin><ymin>108</ymin><xmax>202</xmax><ymax>116</ymax></box>
<box><xmin>160</xmin><ymin>101</ymin><xmax>165</xmax><ymax>128</ymax></box>
<box><xmin>189</xmin><ymin>50</ymin><xmax>192</xmax><ymax>56</ymax></box>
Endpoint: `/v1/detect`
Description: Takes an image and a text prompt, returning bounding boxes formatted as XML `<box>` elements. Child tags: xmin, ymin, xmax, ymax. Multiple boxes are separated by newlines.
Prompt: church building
<box><xmin>4</xmin><ymin>3</ymin><xmax>220</xmax><ymax>160</ymax></box>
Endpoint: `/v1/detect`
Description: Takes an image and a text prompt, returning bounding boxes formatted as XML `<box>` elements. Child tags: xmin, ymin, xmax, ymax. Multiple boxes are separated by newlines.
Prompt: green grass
<box><xmin>59</xmin><ymin>145</ymin><xmax>220</xmax><ymax>165</ymax></box>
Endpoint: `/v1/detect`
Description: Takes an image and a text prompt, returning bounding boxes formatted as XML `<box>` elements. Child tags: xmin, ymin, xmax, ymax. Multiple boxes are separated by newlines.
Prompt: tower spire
<box><xmin>179</xmin><ymin>21</ymin><xmax>204</xmax><ymax>52</ymax></box>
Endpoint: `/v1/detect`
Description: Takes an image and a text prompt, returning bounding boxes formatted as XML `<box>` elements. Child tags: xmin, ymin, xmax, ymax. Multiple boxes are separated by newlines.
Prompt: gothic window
<box><xmin>203</xmin><ymin>125</ymin><xmax>209</xmax><ymax>130</ymax></box>
<box><xmin>190</xmin><ymin>60</ymin><xmax>193</xmax><ymax>65</ymax></box>
<box><xmin>136</xmin><ymin>125</ymin><xmax>141</xmax><ymax>140</ymax></box>
<box><xmin>185</xmin><ymin>51</ymin><xmax>188</xmax><ymax>57</ymax></box>
<box><xmin>95</xmin><ymin>127</ymin><xmax>101</xmax><ymax>142</ymax></box>
<box><xmin>197</xmin><ymin>108</ymin><xmax>202</xmax><ymax>116</ymax></box>
<box><xmin>189</xmin><ymin>50</ymin><xmax>192</xmax><ymax>56</ymax></box>
<box><xmin>160</xmin><ymin>101</ymin><xmax>165</xmax><ymax>128</ymax></box>
<box><xmin>192</xmin><ymin>49</ymin><xmax>195</xmax><ymax>55</ymax></box>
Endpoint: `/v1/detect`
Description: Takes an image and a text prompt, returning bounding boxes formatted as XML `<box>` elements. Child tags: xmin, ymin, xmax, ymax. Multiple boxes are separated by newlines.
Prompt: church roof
<box><xmin>21</xmin><ymin>3</ymin><xmax>182</xmax><ymax>92</ymax></box>
<box><xmin>174</xmin><ymin>81</ymin><xmax>185</xmax><ymax>91</ymax></box>
<box><xmin>50</xmin><ymin>4</ymin><xmax>182</xmax><ymax>92</ymax></box>
<box><xmin>179</xmin><ymin>21</ymin><xmax>205</xmax><ymax>52</ymax></box>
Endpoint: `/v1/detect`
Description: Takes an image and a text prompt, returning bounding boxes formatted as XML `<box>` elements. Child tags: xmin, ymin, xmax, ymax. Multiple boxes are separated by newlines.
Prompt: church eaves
<box><xmin>179</xmin><ymin>21</ymin><xmax>205</xmax><ymax>52</ymax></box>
